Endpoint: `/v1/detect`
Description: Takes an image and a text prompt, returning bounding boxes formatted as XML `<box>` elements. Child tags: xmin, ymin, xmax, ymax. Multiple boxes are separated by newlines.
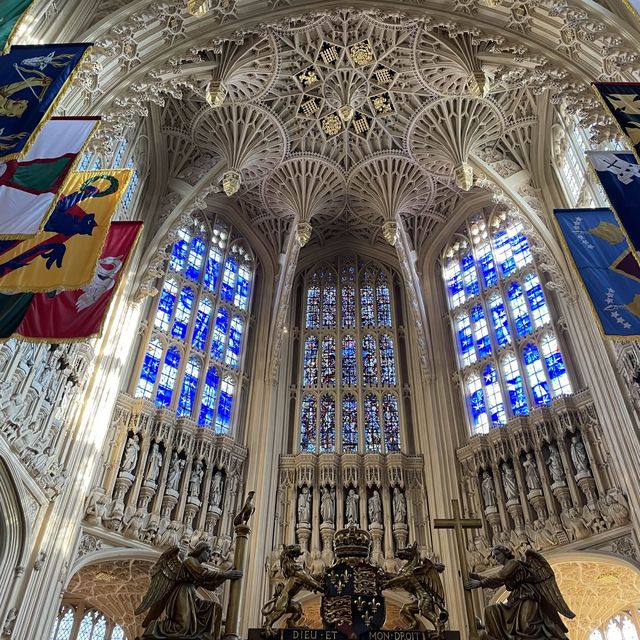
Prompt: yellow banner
<box><xmin>0</xmin><ymin>169</ymin><xmax>131</xmax><ymax>293</ymax></box>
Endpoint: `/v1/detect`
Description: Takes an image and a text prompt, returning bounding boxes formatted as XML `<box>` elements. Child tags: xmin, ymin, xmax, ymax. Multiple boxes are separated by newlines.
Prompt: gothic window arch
<box><xmin>297</xmin><ymin>257</ymin><xmax>403</xmax><ymax>454</ymax></box>
<box><xmin>133</xmin><ymin>214</ymin><xmax>254</xmax><ymax>435</ymax></box>
<box><xmin>442</xmin><ymin>210</ymin><xmax>573</xmax><ymax>435</ymax></box>
<box><xmin>590</xmin><ymin>611</ymin><xmax>640</xmax><ymax>640</ymax></box>
<box><xmin>50</xmin><ymin>605</ymin><xmax>128</xmax><ymax>640</ymax></box>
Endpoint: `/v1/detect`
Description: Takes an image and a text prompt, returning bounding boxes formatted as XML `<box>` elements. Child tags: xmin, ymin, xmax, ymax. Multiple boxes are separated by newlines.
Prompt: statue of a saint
<box><xmin>166</xmin><ymin>452</ymin><xmax>185</xmax><ymax>492</ymax></box>
<box><xmin>121</xmin><ymin>434</ymin><xmax>140</xmax><ymax>474</ymax></box>
<box><xmin>481</xmin><ymin>471</ymin><xmax>496</xmax><ymax>508</ymax></box>
<box><xmin>547</xmin><ymin>444</ymin><xmax>565</xmax><ymax>484</ymax></box>
<box><xmin>522</xmin><ymin>453</ymin><xmax>541</xmax><ymax>491</ymax></box>
<box><xmin>393</xmin><ymin>487</ymin><xmax>407</xmax><ymax>524</ymax></box>
<box><xmin>368</xmin><ymin>489</ymin><xmax>383</xmax><ymax>525</ymax></box>
<box><xmin>146</xmin><ymin>443</ymin><xmax>163</xmax><ymax>484</ymax></box>
<box><xmin>465</xmin><ymin>546</ymin><xmax>575</xmax><ymax>639</ymax></box>
<box><xmin>570</xmin><ymin>434</ymin><xmax>590</xmax><ymax>475</ymax></box>
<box><xmin>345</xmin><ymin>488</ymin><xmax>359</xmax><ymax>524</ymax></box>
<box><xmin>189</xmin><ymin>461</ymin><xmax>204</xmax><ymax>499</ymax></box>
<box><xmin>502</xmin><ymin>463</ymin><xmax>519</xmax><ymax>501</ymax></box>
<box><xmin>135</xmin><ymin>542</ymin><xmax>242</xmax><ymax>639</ymax></box>
<box><xmin>320</xmin><ymin>486</ymin><xmax>335</xmax><ymax>523</ymax></box>
<box><xmin>297</xmin><ymin>486</ymin><xmax>311</xmax><ymax>524</ymax></box>
<box><xmin>599</xmin><ymin>490</ymin><xmax>630</xmax><ymax>527</ymax></box>
<box><xmin>209</xmin><ymin>471</ymin><xmax>224</xmax><ymax>509</ymax></box>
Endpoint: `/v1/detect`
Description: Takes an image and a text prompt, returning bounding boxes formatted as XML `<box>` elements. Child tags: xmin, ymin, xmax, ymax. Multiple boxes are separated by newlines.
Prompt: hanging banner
<box><xmin>0</xmin><ymin>169</ymin><xmax>131</xmax><ymax>293</ymax></box>
<box><xmin>0</xmin><ymin>0</ymin><xmax>36</xmax><ymax>53</ymax></box>
<box><xmin>3</xmin><ymin>221</ymin><xmax>143</xmax><ymax>341</ymax></box>
<box><xmin>0</xmin><ymin>116</ymin><xmax>99</xmax><ymax>238</ymax></box>
<box><xmin>555</xmin><ymin>207</ymin><xmax>640</xmax><ymax>338</ymax></box>
<box><xmin>0</xmin><ymin>43</ymin><xmax>92</xmax><ymax>162</ymax></box>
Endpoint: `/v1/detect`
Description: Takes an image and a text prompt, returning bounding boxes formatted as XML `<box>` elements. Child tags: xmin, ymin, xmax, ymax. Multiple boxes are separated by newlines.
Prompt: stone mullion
<box><xmin>511</xmin><ymin>456</ymin><xmax>531</xmax><ymax>528</ymax></box>
<box><xmin>534</xmin><ymin>448</ymin><xmax>558</xmax><ymax>521</ymax></box>
<box><xmin>579</xmin><ymin>425</ymin><xmax>607</xmax><ymax>497</ymax></box>
<box><xmin>175</xmin><ymin>455</ymin><xmax>194</xmax><ymax>524</ymax></box>
<box><xmin>492</xmin><ymin>461</ymin><xmax>511</xmax><ymax>532</ymax></box>
<box><xmin>151</xmin><ymin>442</ymin><xmax>174</xmax><ymax>516</ymax></box>
<box><xmin>556</xmin><ymin>435</ymin><xmax>582</xmax><ymax>508</ymax></box>
<box><xmin>381</xmin><ymin>473</ymin><xmax>394</xmax><ymax>557</ymax></box>
<box><xmin>196</xmin><ymin>458</ymin><xmax>215</xmax><ymax>531</ymax></box>
<box><xmin>126</xmin><ymin>436</ymin><xmax>152</xmax><ymax>509</ymax></box>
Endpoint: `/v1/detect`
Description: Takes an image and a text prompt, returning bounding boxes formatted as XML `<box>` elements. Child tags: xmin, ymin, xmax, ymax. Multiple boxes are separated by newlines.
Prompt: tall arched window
<box><xmin>133</xmin><ymin>214</ymin><xmax>254</xmax><ymax>435</ymax></box>
<box><xmin>442</xmin><ymin>210</ymin><xmax>572</xmax><ymax>435</ymax></box>
<box><xmin>50</xmin><ymin>605</ymin><xmax>128</xmax><ymax>640</ymax></box>
<box><xmin>297</xmin><ymin>258</ymin><xmax>402</xmax><ymax>453</ymax></box>
<box><xmin>590</xmin><ymin>611</ymin><xmax>640</xmax><ymax>640</ymax></box>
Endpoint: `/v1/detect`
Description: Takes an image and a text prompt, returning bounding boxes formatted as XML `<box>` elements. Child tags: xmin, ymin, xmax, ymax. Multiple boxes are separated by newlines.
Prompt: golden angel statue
<box><xmin>135</xmin><ymin>542</ymin><xmax>242</xmax><ymax>639</ymax></box>
<box><xmin>464</xmin><ymin>545</ymin><xmax>575</xmax><ymax>640</ymax></box>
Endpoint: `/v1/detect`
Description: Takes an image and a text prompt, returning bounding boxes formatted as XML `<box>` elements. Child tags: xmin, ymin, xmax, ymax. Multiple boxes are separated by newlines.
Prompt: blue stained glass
<box><xmin>135</xmin><ymin>339</ymin><xmax>162</xmax><ymax>399</ymax></box>
<box><xmin>226</xmin><ymin>316</ymin><xmax>243</xmax><ymax>368</ymax></box>
<box><xmin>204</xmin><ymin>246</ymin><xmax>223</xmax><ymax>293</ymax></box>
<box><xmin>362</xmin><ymin>334</ymin><xmax>378</xmax><ymax>385</ymax></box>
<box><xmin>155</xmin><ymin>280</ymin><xmax>177</xmax><ymax>332</ymax></box>
<box><xmin>192</xmin><ymin>298</ymin><xmax>212</xmax><ymax>350</ymax></box>
<box><xmin>341</xmin><ymin>335</ymin><xmax>357</xmax><ymax>385</ymax></box>
<box><xmin>342</xmin><ymin>394</ymin><xmax>358</xmax><ymax>452</ymax></box>
<box><xmin>221</xmin><ymin>256</ymin><xmax>238</xmax><ymax>302</ymax></box>
<box><xmin>489</xmin><ymin>294</ymin><xmax>511</xmax><ymax>347</ymax></box>
<box><xmin>523</xmin><ymin>343</ymin><xmax>551</xmax><ymax>406</ymax></box>
<box><xmin>156</xmin><ymin>347</ymin><xmax>180</xmax><ymax>408</ymax></box>
<box><xmin>511</xmin><ymin>230</ymin><xmax>532</xmax><ymax>268</ymax></box>
<box><xmin>171</xmin><ymin>287</ymin><xmax>194</xmax><ymax>340</ymax></box>
<box><xmin>215</xmin><ymin>377</ymin><xmax>235</xmax><ymax>434</ymax></box>
<box><xmin>470</xmin><ymin>305</ymin><xmax>492</xmax><ymax>359</ymax></box>
<box><xmin>77</xmin><ymin>152</ymin><xmax>91</xmax><ymax>171</ymax></box>
<box><xmin>211</xmin><ymin>307</ymin><xmax>229</xmax><ymax>361</ymax></box>
<box><xmin>234</xmin><ymin>263</ymin><xmax>251</xmax><ymax>309</ymax></box>
<box><xmin>507</xmin><ymin>282</ymin><xmax>533</xmax><ymax>337</ymax></box>
<box><xmin>494</xmin><ymin>230</ymin><xmax>516</xmax><ymax>277</ymax></box>
<box><xmin>319</xmin><ymin>394</ymin><xmax>336</xmax><ymax>452</ymax></box>
<box><xmin>376</xmin><ymin>275</ymin><xmax>392</xmax><ymax>326</ymax></box>
<box><xmin>541</xmin><ymin>334</ymin><xmax>571</xmax><ymax>395</ymax></box>
<box><xmin>185</xmin><ymin>237</ymin><xmax>206</xmax><ymax>281</ymax></box>
<box><xmin>360</xmin><ymin>271</ymin><xmax>375</xmax><ymax>328</ymax></box>
<box><xmin>198</xmin><ymin>367</ymin><xmax>219</xmax><ymax>427</ymax></box>
<box><xmin>306</xmin><ymin>275</ymin><xmax>320</xmax><ymax>329</ymax></box>
<box><xmin>379</xmin><ymin>334</ymin><xmax>396</xmax><ymax>385</ymax></box>
<box><xmin>177</xmin><ymin>358</ymin><xmax>200</xmax><ymax>417</ymax></box>
<box><xmin>524</xmin><ymin>273</ymin><xmax>549</xmax><ymax>328</ymax></box>
<box><xmin>382</xmin><ymin>393</ymin><xmax>401</xmax><ymax>451</ymax></box>
<box><xmin>483</xmin><ymin>365</ymin><xmax>506</xmax><ymax>426</ymax></box>
<box><xmin>469</xmin><ymin>387</ymin><xmax>487</xmax><ymax>428</ymax></box>
<box><xmin>462</xmin><ymin>254</ymin><xmax>480</xmax><ymax>298</ymax></box>
<box><xmin>169</xmin><ymin>232</ymin><xmax>189</xmax><ymax>272</ymax></box>
<box><xmin>478</xmin><ymin>244</ymin><xmax>497</xmax><ymax>288</ymax></box>
<box><xmin>121</xmin><ymin>168</ymin><xmax>138</xmax><ymax>211</ymax></box>
<box><xmin>364</xmin><ymin>393</ymin><xmax>381</xmax><ymax>452</ymax></box>
<box><xmin>321</xmin><ymin>336</ymin><xmax>336</xmax><ymax>385</ymax></box>
<box><xmin>502</xmin><ymin>354</ymin><xmax>529</xmax><ymax>416</ymax></box>
<box><xmin>445</xmin><ymin>260</ymin><xmax>465</xmax><ymax>307</ymax></box>
<box><xmin>456</xmin><ymin>314</ymin><xmax>476</xmax><ymax>366</ymax></box>
<box><xmin>300</xmin><ymin>394</ymin><xmax>317</xmax><ymax>452</ymax></box>
<box><xmin>304</xmin><ymin>336</ymin><xmax>319</xmax><ymax>386</ymax></box>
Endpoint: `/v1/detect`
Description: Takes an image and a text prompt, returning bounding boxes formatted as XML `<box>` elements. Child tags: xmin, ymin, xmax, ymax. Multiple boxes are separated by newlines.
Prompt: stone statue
<box><xmin>320</xmin><ymin>486</ymin><xmax>334</xmax><ymax>523</ymax></box>
<box><xmin>465</xmin><ymin>546</ymin><xmax>575</xmax><ymax>639</ymax></box>
<box><xmin>261</xmin><ymin>544</ymin><xmax>324</xmax><ymax>635</ymax></box>
<box><xmin>121</xmin><ymin>434</ymin><xmax>140</xmax><ymax>474</ymax></box>
<box><xmin>30</xmin><ymin>446</ymin><xmax>54</xmax><ymax>475</ymax></box>
<box><xmin>345</xmin><ymin>488</ymin><xmax>359</xmax><ymax>524</ymax></box>
<box><xmin>146</xmin><ymin>443</ymin><xmax>163</xmax><ymax>484</ymax></box>
<box><xmin>166</xmin><ymin>452</ymin><xmax>185</xmax><ymax>492</ymax></box>
<box><xmin>209</xmin><ymin>471</ymin><xmax>224</xmax><ymax>509</ymax></box>
<box><xmin>598</xmin><ymin>490</ymin><xmax>630</xmax><ymax>527</ymax></box>
<box><xmin>123</xmin><ymin>507</ymin><xmax>146</xmax><ymax>540</ymax></box>
<box><xmin>135</xmin><ymin>542</ymin><xmax>242</xmax><ymax>639</ymax></box>
<box><xmin>85</xmin><ymin>491</ymin><xmax>108</xmax><ymax>527</ymax></box>
<box><xmin>547</xmin><ymin>444</ymin><xmax>566</xmax><ymax>484</ymax></box>
<box><xmin>159</xmin><ymin>521</ymin><xmax>184</xmax><ymax>548</ymax></box>
<box><xmin>297</xmin><ymin>486</ymin><xmax>311</xmax><ymax>525</ymax></box>
<box><xmin>523</xmin><ymin>453</ymin><xmax>541</xmax><ymax>491</ymax></box>
<box><xmin>526</xmin><ymin>520</ymin><xmax>556</xmax><ymax>550</ymax></box>
<box><xmin>189</xmin><ymin>461</ymin><xmax>204</xmax><ymax>499</ymax></box>
<box><xmin>560</xmin><ymin>507</ymin><xmax>592</xmax><ymax>541</ymax></box>
<box><xmin>384</xmin><ymin>542</ymin><xmax>448</xmax><ymax>634</ymax></box>
<box><xmin>481</xmin><ymin>471</ymin><xmax>496</xmax><ymax>508</ymax></box>
<box><xmin>368</xmin><ymin>489</ymin><xmax>383</xmax><ymax>525</ymax></box>
<box><xmin>393</xmin><ymin>486</ymin><xmax>407</xmax><ymax>524</ymax></box>
<box><xmin>570</xmin><ymin>433</ymin><xmax>589</xmax><ymax>475</ymax></box>
<box><xmin>502</xmin><ymin>463</ymin><xmax>519</xmax><ymax>501</ymax></box>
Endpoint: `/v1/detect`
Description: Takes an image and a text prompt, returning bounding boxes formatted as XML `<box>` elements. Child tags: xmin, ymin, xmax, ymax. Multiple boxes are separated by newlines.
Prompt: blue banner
<box><xmin>0</xmin><ymin>43</ymin><xmax>91</xmax><ymax>162</ymax></box>
<box><xmin>593</xmin><ymin>83</ymin><xmax>640</xmax><ymax>159</ymax></box>
<box><xmin>555</xmin><ymin>208</ymin><xmax>640</xmax><ymax>337</ymax></box>
<box><xmin>587</xmin><ymin>151</ymin><xmax>640</xmax><ymax>258</ymax></box>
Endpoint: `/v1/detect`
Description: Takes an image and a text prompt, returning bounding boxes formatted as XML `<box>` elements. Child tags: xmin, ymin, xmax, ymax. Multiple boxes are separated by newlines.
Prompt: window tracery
<box><xmin>590</xmin><ymin>612</ymin><xmax>640</xmax><ymax>640</ymax></box>
<box><xmin>50</xmin><ymin>605</ymin><xmax>127</xmax><ymax>640</ymax></box>
<box><xmin>297</xmin><ymin>258</ymin><xmax>402</xmax><ymax>453</ymax></box>
<box><xmin>133</xmin><ymin>214</ymin><xmax>253</xmax><ymax>435</ymax></box>
<box><xmin>443</xmin><ymin>210</ymin><xmax>572</xmax><ymax>435</ymax></box>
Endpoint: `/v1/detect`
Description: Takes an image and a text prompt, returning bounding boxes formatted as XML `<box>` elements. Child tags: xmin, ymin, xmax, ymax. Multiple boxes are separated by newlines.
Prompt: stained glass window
<box><xmin>466</xmin><ymin>374</ymin><xmax>488</xmax><ymax>434</ymax></box>
<box><xmin>502</xmin><ymin>353</ymin><xmax>529</xmax><ymax>416</ymax></box>
<box><xmin>483</xmin><ymin>365</ymin><xmax>506</xmax><ymax>426</ymax></box>
<box><xmin>470</xmin><ymin>305</ymin><xmax>492</xmax><ymax>359</ymax></box>
<box><xmin>51</xmin><ymin>606</ymin><xmax>129</xmax><ymax>640</ymax></box>
<box><xmin>524</xmin><ymin>273</ymin><xmax>550</xmax><ymax>328</ymax></box>
<box><xmin>489</xmin><ymin>293</ymin><xmax>511</xmax><ymax>347</ymax></box>
<box><xmin>77</xmin><ymin>611</ymin><xmax>107</xmax><ymax>640</ymax></box>
<box><xmin>120</xmin><ymin>165</ymin><xmax>139</xmax><ymax>212</ymax></box>
<box><xmin>540</xmin><ymin>334</ymin><xmax>572</xmax><ymax>396</ymax></box>
<box><xmin>461</xmin><ymin>253</ymin><xmax>480</xmax><ymax>298</ymax></box>
<box><xmin>507</xmin><ymin>282</ymin><xmax>533</xmax><ymax>338</ymax></box>
<box><xmin>455</xmin><ymin>313</ymin><xmax>476</xmax><ymax>367</ymax></box>
<box><xmin>51</xmin><ymin>606</ymin><xmax>74</xmax><ymax>640</ymax></box>
<box><xmin>477</xmin><ymin>242</ymin><xmax>497</xmax><ymax>288</ymax></box>
<box><xmin>444</xmin><ymin>259</ymin><xmax>465</xmax><ymax>308</ymax></box>
<box><xmin>523</xmin><ymin>343</ymin><xmax>551</xmax><ymax>406</ymax></box>
<box><xmin>134</xmin><ymin>215</ymin><xmax>253</xmax><ymax>436</ymax></box>
<box><xmin>298</xmin><ymin>259</ymin><xmax>402</xmax><ymax>453</ymax></box>
<box><xmin>112</xmin><ymin>626</ymin><xmax>127</xmax><ymax>640</ymax></box>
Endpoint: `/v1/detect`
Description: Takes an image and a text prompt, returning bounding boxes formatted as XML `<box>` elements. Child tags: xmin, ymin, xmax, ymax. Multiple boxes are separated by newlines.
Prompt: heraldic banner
<box><xmin>587</xmin><ymin>150</ymin><xmax>640</xmax><ymax>259</ymax></box>
<box><xmin>0</xmin><ymin>42</ymin><xmax>91</xmax><ymax>162</ymax></box>
<box><xmin>0</xmin><ymin>221</ymin><xmax>143</xmax><ymax>341</ymax></box>
<box><xmin>593</xmin><ymin>83</ymin><xmax>640</xmax><ymax>160</ymax></box>
<box><xmin>555</xmin><ymin>207</ymin><xmax>640</xmax><ymax>338</ymax></box>
<box><xmin>0</xmin><ymin>0</ymin><xmax>36</xmax><ymax>52</ymax></box>
<box><xmin>0</xmin><ymin>116</ymin><xmax>99</xmax><ymax>238</ymax></box>
<box><xmin>0</xmin><ymin>169</ymin><xmax>131</xmax><ymax>293</ymax></box>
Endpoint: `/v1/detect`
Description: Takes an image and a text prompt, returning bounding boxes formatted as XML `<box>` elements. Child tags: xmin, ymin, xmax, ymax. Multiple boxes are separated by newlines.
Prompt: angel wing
<box><xmin>414</xmin><ymin>559</ymin><xmax>446</xmax><ymax>608</ymax></box>
<box><xmin>524</xmin><ymin>549</ymin><xmax>575</xmax><ymax>619</ymax></box>
<box><xmin>135</xmin><ymin>547</ymin><xmax>182</xmax><ymax>626</ymax></box>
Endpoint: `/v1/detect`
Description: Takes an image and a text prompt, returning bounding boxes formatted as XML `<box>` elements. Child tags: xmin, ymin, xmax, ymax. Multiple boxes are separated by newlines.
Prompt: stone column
<box><xmin>223</xmin><ymin>517</ymin><xmax>252</xmax><ymax>640</ymax></box>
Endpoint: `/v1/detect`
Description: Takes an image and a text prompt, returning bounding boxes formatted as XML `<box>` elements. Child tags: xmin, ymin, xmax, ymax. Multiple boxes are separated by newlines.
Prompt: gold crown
<box><xmin>334</xmin><ymin>523</ymin><xmax>372</xmax><ymax>558</ymax></box>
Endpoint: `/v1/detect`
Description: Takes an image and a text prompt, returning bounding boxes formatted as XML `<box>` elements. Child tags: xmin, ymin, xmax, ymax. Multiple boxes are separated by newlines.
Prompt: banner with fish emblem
<box><xmin>593</xmin><ymin>83</ymin><xmax>640</xmax><ymax>160</ymax></box>
<box><xmin>0</xmin><ymin>221</ymin><xmax>143</xmax><ymax>341</ymax></box>
<box><xmin>0</xmin><ymin>116</ymin><xmax>98</xmax><ymax>238</ymax></box>
<box><xmin>0</xmin><ymin>43</ymin><xmax>91</xmax><ymax>162</ymax></box>
<box><xmin>555</xmin><ymin>207</ymin><xmax>640</xmax><ymax>338</ymax></box>
<box><xmin>0</xmin><ymin>0</ymin><xmax>36</xmax><ymax>53</ymax></box>
<box><xmin>587</xmin><ymin>150</ymin><xmax>640</xmax><ymax>260</ymax></box>
<box><xmin>0</xmin><ymin>169</ymin><xmax>131</xmax><ymax>293</ymax></box>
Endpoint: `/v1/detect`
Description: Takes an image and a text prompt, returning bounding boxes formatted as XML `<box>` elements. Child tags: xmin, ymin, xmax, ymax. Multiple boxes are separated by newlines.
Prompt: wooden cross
<box><xmin>434</xmin><ymin>499</ymin><xmax>483</xmax><ymax>640</ymax></box>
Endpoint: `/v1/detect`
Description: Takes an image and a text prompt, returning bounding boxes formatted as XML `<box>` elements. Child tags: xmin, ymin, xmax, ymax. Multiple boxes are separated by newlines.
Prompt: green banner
<box><xmin>0</xmin><ymin>0</ymin><xmax>35</xmax><ymax>52</ymax></box>
<box><xmin>0</xmin><ymin>292</ymin><xmax>33</xmax><ymax>339</ymax></box>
